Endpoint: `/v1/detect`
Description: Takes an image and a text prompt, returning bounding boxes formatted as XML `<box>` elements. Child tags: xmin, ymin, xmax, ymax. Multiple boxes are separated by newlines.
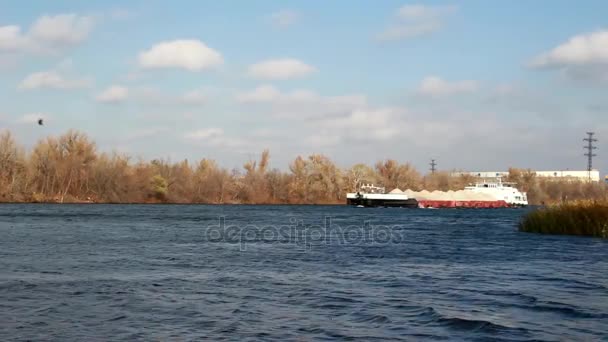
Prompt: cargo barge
<box><xmin>346</xmin><ymin>179</ymin><xmax>528</xmax><ymax>208</ymax></box>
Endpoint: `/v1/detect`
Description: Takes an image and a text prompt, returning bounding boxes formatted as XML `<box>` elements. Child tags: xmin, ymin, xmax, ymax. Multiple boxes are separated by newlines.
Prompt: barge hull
<box><xmin>347</xmin><ymin>198</ymin><xmax>419</xmax><ymax>208</ymax></box>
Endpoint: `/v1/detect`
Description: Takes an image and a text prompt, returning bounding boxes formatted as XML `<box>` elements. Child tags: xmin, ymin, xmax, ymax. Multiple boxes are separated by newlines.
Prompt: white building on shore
<box><xmin>452</xmin><ymin>170</ymin><xmax>601</xmax><ymax>182</ymax></box>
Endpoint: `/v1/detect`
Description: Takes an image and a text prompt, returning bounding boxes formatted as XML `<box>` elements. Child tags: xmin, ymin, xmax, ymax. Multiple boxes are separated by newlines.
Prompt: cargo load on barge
<box><xmin>409</xmin><ymin>179</ymin><xmax>527</xmax><ymax>208</ymax></box>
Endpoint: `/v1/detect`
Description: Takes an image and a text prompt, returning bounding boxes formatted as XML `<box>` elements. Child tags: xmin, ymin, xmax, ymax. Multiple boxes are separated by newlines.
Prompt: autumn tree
<box><xmin>89</xmin><ymin>152</ymin><xmax>132</xmax><ymax>202</ymax></box>
<box><xmin>307</xmin><ymin>154</ymin><xmax>343</xmax><ymax>203</ymax></box>
<box><xmin>375</xmin><ymin>159</ymin><xmax>421</xmax><ymax>191</ymax></box>
<box><xmin>288</xmin><ymin>156</ymin><xmax>308</xmax><ymax>203</ymax></box>
<box><xmin>29</xmin><ymin>136</ymin><xmax>61</xmax><ymax>199</ymax></box>
<box><xmin>507</xmin><ymin>168</ymin><xmax>536</xmax><ymax>191</ymax></box>
<box><xmin>57</xmin><ymin>130</ymin><xmax>97</xmax><ymax>201</ymax></box>
<box><xmin>422</xmin><ymin>171</ymin><xmax>451</xmax><ymax>191</ymax></box>
<box><xmin>265</xmin><ymin>168</ymin><xmax>291</xmax><ymax>203</ymax></box>
<box><xmin>345</xmin><ymin>163</ymin><xmax>377</xmax><ymax>191</ymax></box>
<box><xmin>150</xmin><ymin>174</ymin><xmax>168</xmax><ymax>202</ymax></box>
<box><xmin>168</xmin><ymin>159</ymin><xmax>194</xmax><ymax>203</ymax></box>
<box><xmin>0</xmin><ymin>131</ymin><xmax>26</xmax><ymax>200</ymax></box>
<box><xmin>239</xmin><ymin>149</ymin><xmax>271</xmax><ymax>203</ymax></box>
<box><xmin>192</xmin><ymin>159</ymin><xmax>233</xmax><ymax>203</ymax></box>
<box><xmin>449</xmin><ymin>173</ymin><xmax>476</xmax><ymax>191</ymax></box>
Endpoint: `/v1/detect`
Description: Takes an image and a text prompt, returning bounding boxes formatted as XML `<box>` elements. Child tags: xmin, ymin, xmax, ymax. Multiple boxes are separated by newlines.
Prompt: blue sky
<box><xmin>1</xmin><ymin>1</ymin><xmax>607</xmax><ymax>175</ymax></box>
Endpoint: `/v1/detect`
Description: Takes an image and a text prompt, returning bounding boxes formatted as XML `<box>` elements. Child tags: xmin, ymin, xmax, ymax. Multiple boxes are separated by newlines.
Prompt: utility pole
<box><xmin>583</xmin><ymin>132</ymin><xmax>597</xmax><ymax>181</ymax></box>
<box><xmin>430</xmin><ymin>159</ymin><xmax>437</xmax><ymax>174</ymax></box>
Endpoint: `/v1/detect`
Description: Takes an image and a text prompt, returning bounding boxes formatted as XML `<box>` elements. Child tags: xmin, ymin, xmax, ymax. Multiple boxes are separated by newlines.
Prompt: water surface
<box><xmin>1</xmin><ymin>204</ymin><xmax>606</xmax><ymax>341</ymax></box>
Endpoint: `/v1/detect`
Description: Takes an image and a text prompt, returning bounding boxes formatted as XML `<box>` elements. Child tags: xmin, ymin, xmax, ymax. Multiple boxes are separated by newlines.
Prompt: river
<box><xmin>1</xmin><ymin>204</ymin><xmax>606</xmax><ymax>341</ymax></box>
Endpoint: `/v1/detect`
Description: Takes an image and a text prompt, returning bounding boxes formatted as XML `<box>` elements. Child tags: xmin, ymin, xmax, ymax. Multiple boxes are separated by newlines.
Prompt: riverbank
<box><xmin>519</xmin><ymin>201</ymin><xmax>608</xmax><ymax>238</ymax></box>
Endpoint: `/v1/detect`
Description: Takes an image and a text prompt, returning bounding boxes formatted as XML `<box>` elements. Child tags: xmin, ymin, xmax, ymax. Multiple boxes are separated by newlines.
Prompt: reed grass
<box><xmin>519</xmin><ymin>200</ymin><xmax>608</xmax><ymax>238</ymax></box>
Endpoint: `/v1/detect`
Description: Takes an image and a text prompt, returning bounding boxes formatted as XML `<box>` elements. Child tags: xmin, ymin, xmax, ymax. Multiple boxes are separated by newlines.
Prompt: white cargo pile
<box><xmin>382</xmin><ymin>179</ymin><xmax>528</xmax><ymax>207</ymax></box>
<box><xmin>390</xmin><ymin>188</ymin><xmax>498</xmax><ymax>201</ymax></box>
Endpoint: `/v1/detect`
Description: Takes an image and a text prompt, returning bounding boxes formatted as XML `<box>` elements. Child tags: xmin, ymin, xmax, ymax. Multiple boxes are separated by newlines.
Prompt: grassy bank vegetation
<box><xmin>519</xmin><ymin>201</ymin><xmax>608</xmax><ymax>238</ymax></box>
<box><xmin>0</xmin><ymin>129</ymin><xmax>607</xmax><ymax>204</ymax></box>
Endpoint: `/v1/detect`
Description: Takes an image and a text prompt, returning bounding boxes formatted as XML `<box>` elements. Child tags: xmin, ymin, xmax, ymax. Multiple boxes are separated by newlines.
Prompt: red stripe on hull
<box><xmin>417</xmin><ymin>200</ymin><xmax>509</xmax><ymax>208</ymax></box>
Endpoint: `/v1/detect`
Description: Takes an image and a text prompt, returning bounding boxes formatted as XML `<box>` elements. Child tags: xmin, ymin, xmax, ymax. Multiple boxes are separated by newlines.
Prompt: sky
<box><xmin>0</xmin><ymin>0</ymin><xmax>607</xmax><ymax>175</ymax></box>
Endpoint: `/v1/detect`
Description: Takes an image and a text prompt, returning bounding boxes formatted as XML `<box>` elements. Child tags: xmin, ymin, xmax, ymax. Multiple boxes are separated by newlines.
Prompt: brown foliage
<box><xmin>0</xmin><ymin>131</ymin><xmax>26</xmax><ymax>201</ymax></box>
<box><xmin>375</xmin><ymin>159</ymin><xmax>421</xmax><ymax>191</ymax></box>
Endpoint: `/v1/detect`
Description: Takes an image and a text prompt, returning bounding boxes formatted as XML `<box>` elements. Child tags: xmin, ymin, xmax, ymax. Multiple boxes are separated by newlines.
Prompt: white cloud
<box><xmin>378</xmin><ymin>4</ymin><xmax>456</xmax><ymax>41</ymax></box>
<box><xmin>304</xmin><ymin>134</ymin><xmax>341</xmax><ymax>147</ymax></box>
<box><xmin>185</xmin><ymin>128</ymin><xmax>224</xmax><ymax>140</ymax></box>
<box><xmin>529</xmin><ymin>30</ymin><xmax>608</xmax><ymax>84</ymax></box>
<box><xmin>123</xmin><ymin>86</ymin><xmax>211</xmax><ymax>106</ymax></box>
<box><xmin>96</xmin><ymin>85</ymin><xmax>129</xmax><ymax>103</ymax></box>
<box><xmin>0</xmin><ymin>14</ymin><xmax>94</xmax><ymax>53</ymax></box>
<box><xmin>397</xmin><ymin>4</ymin><xmax>456</xmax><ymax>21</ymax></box>
<box><xmin>270</xmin><ymin>10</ymin><xmax>299</xmax><ymax>28</ymax></box>
<box><xmin>418</xmin><ymin>76</ymin><xmax>478</xmax><ymax>96</ymax></box>
<box><xmin>184</xmin><ymin>128</ymin><xmax>248</xmax><ymax>149</ymax></box>
<box><xmin>237</xmin><ymin>85</ymin><xmax>281</xmax><ymax>103</ymax></box>
<box><xmin>315</xmin><ymin>108</ymin><xmax>401</xmax><ymax>143</ymax></box>
<box><xmin>377</xmin><ymin>22</ymin><xmax>441</xmax><ymax>41</ymax></box>
<box><xmin>530</xmin><ymin>30</ymin><xmax>608</xmax><ymax>68</ymax></box>
<box><xmin>127</xmin><ymin>127</ymin><xmax>169</xmax><ymax>141</ymax></box>
<box><xmin>104</xmin><ymin>82</ymin><xmax>601</xmax><ymax>172</ymax></box>
<box><xmin>138</xmin><ymin>39</ymin><xmax>223</xmax><ymax>72</ymax></box>
<box><xmin>0</xmin><ymin>26</ymin><xmax>28</xmax><ymax>51</ymax></box>
<box><xmin>232</xmin><ymin>84</ymin><xmax>571</xmax><ymax>162</ymax></box>
<box><xmin>248</xmin><ymin>58</ymin><xmax>316</xmax><ymax>80</ymax></box>
<box><xmin>236</xmin><ymin>85</ymin><xmax>367</xmax><ymax>120</ymax></box>
<box><xmin>18</xmin><ymin>70</ymin><xmax>91</xmax><ymax>90</ymax></box>
<box><xmin>235</xmin><ymin>85</ymin><xmax>395</xmax><ymax>147</ymax></box>
<box><xmin>28</xmin><ymin>14</ymin><xmax>94</xmax><ymax>48</ymax></box>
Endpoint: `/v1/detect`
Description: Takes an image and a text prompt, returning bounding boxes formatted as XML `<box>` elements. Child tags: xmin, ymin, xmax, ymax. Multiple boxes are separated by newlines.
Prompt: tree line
<box><xmin>0</xmin><ymin>130</ymin><xmax>606</xmax><ymax>204</ymax></box>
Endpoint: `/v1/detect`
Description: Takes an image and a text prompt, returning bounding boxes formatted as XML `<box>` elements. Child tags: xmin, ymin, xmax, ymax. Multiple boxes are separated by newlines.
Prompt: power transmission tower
<box><xmin>583</xmin><ymin>132</ymin><xmax>597</xmax><ymax>181</ymax></box>
<box><xmin>430</xmin><ymin>159</ymin><xmax>437</xmax><ymax>174</ymax></box>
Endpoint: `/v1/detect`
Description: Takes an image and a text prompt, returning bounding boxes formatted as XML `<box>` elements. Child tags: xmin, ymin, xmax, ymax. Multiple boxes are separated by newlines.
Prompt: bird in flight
<box><xmin>38</xmin><ymin>118</ymin><xmax>43</xmax><ymax>126</ymax></box>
